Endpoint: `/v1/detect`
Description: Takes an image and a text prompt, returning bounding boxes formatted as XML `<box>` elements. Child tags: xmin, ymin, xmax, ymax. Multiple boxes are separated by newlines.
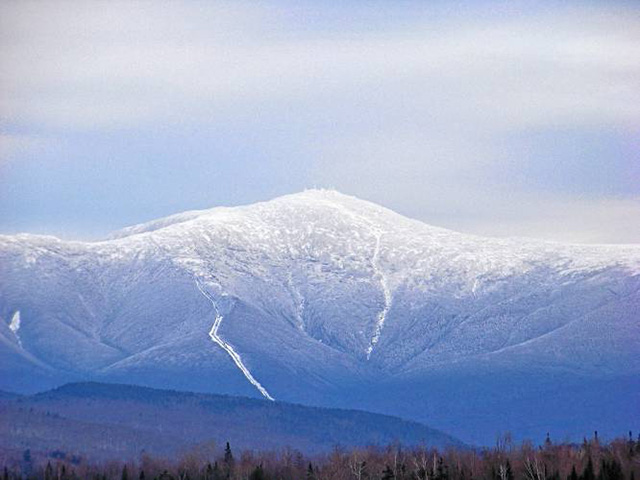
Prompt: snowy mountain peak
<box><xmin>1</xmin><ymin>191</ymin><xmax>639</xmax><ymax>443</ymax></box>
<box><xmin>107</xmin><ymin>189</ymin><xmax>413</xmax><ymax>241</ymax></box>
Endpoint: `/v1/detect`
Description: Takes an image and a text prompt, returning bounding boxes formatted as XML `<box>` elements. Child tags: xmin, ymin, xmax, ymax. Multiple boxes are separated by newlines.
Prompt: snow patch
<box><xmin>9</xmin><ymin>311</ymin><xmax>22</xmax><ymax>347</ymax></box>
<box><xmin>472</xmin><ymin>279</ymin><xmax>479</xmax><ymax>298</ymax></box>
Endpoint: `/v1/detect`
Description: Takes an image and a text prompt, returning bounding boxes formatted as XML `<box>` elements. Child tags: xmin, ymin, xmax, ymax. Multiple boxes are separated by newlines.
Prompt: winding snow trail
<box><xmin>366</xmin><ymin>232</ymin><xmax>393</xmax><ymax>360</ymax></box>
<box><xmin>195</xmin><ymin>280</ymin><xmax>275</xmax><ymax>401</ymax></box>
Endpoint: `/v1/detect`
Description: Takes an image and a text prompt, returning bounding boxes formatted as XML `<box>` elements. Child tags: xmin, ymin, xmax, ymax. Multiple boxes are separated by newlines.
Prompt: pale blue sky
<box><xmin>1</xmin><ymin>1</ymin><xmax>639</xmax><ymax>242</ymax></box>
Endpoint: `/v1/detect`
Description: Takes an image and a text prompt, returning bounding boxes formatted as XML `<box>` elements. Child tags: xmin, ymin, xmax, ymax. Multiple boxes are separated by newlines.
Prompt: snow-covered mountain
<box><xmin>1</xmin><ymin>190</ymin><xmax>639</xmax><ymax>444</ymax></box>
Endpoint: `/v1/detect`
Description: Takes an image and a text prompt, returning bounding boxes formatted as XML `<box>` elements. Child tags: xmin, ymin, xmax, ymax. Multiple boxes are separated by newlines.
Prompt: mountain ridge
<box><xmin>0</xmin><ymin>381</ymin><xmax>463</xmax><ymax>460</ymax></box>
<box><xmin>1</xmin><ymin>190</ymin><xmax>638</xmax><ymax>444</ymax></box>
<box><xmin>4</xmin><ymin>189</ymin><xmax>639</xmax><ymax>249</ymax></box>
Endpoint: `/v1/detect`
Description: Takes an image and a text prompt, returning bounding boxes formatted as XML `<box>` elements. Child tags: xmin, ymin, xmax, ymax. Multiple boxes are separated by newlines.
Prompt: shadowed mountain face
<box><xmin>1</xmin><ymin>190</ymin><xmax>639</xmax><ymax>444</ymax></box>
<box><xmin>0</xmin><ymin>382</ymin><xmax>463</xmax><ymax>461</ymax></box>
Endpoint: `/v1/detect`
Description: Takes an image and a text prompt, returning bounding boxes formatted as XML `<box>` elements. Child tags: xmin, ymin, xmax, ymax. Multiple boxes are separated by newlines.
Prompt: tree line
<box><xmin>4</xmin><ymin>432</ymin><xmax>640</xmax><ymax>480</ymax></box>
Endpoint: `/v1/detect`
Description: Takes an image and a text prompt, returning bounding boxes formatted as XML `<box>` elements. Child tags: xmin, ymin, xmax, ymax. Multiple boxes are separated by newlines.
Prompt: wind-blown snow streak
<box><xmin>9</xmin><ymin>311</ymin><xmax>22</xmax><ymax>347</ymax></box>
<box><xmin>366</xmin><ymin>232</ymin><xmax>392</xmax><ymax>360</ymax></box>
<box><xmin>287</xmin><ymin>272</ymin><xmax>306</xmax><ymax>331</ymax></box>
<box><xmin>195</xmin><ymin>280</ymin><xmax>275</xmax><ymax>401</ymax></box>
<box><xmin>320</xmin><ymin>199</ymin><xmax>395</xmax><ymax>360</ymax></box>
<box><xmin>472</xmin><ymin>279</ymin><xmax>479</xmax><ymax>298</ymax></box>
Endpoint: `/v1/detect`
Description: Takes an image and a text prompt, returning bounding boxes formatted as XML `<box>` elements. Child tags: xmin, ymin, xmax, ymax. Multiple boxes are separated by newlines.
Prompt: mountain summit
<box><xmin>1</xmin><ymin>190</ymin><xmax>639</xmax><ymax>444</ymax></box>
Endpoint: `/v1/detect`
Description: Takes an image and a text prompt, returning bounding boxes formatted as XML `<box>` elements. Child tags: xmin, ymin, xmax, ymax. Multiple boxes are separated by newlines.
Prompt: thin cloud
<box><xmin>2</xmin><ymin>3</ymin><xmax>638</xmax><ymax>130</ymax></box>
<box><xmin>0</xmin><ymin>1</ymin><xmax>638</xmax><ymax>242</ymax></box>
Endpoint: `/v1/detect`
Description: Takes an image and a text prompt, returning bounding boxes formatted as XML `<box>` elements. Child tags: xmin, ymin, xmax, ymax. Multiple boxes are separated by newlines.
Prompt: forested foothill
<box><xmin>3</xmin><ymin>433</ymin><xmax>639</xmax><ymax>480</ymax></box>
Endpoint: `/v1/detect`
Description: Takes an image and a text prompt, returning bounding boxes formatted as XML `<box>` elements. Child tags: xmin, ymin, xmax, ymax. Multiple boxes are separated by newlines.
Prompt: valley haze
<box><xmin>1</xmin><ymin>190</ymin><xmax>638</xmax><ymax>446</ymax></box>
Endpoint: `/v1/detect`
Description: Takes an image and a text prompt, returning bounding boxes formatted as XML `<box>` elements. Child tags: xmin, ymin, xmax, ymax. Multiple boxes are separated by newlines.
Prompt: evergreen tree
<box><xmin>598</xmin><ymin>459</ymin><xmax>623</xmax><ymax>480</ymax></box>
<box><xmin>223</xmin><ymin>442</ymin><xmax>234</xmax><ymax>466</ymax></box>
<box><xmin>599</xmin><ymin>459</ymin><xmax>608</xmax><ymax>480</ymax></box>
<box><xmin>568</xmin><ymin>465</ymin><xmax>578</xmax><ymax>480</ymax></box>
<box><xmin>382</xmin><ymin>465</ymin><xmax>395</xmax><ymax>480</ymax></box>
<box><xmin>583</xmin><ymin>457</ymin><xmax>595</xmax><ymax>480</ymax></box>
<box><xmin>505</xmin><ymin>460</ymin><xmax>514</xmax><ymax>480</ymax></box>
<box><xmin>211</xmin><ymin>461</ymin><xmax>223</xmax><ymax>480</ymax></box>
<box><xmin>436</xmin><ymin>456</ymin><xmax>448</xmax><ymax>480</ymax></box>
<box><xmin>158</xmin><ymin>470</ymin><xmax>173</xmax><ymax>480</ymax></box>
<box><xmin>306</xmin><ymin>463</ymin><xmax>315</xmax><ymax>480</ymax></box>
<box><xmin>45</xmin><ymin>462</ymin><xmax>54</xmax><ymax>480</ymax></box>
<box><xmin>139</xmin><ymin>470</ymin><xmax>145</xmax><ymax>480</ymax></box>
<box><xmin>121</xmin><ymin>465</ymin><xmax>129</xmax><ymax>480</ymax></box>
<box><xmin>248</xmin><ymin>465</ymin><xmax>265</xmax><ymax>480</ymax></box>
<box><xmin>223</xmin><ymin>444</ymin><xmax>234</xmax><ymax>480</ymax></box>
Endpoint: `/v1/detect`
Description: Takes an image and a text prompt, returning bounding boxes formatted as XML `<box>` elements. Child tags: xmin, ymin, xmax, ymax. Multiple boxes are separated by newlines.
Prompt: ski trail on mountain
<box><xmin>366</xmin><ymin>231</ymin><xmax>393</xmax><ymax>360</ymax></box>
<box><xmin>195</xmin><ymin>280</ymin><xmax>275</xmax><ymax>401</ymax></box>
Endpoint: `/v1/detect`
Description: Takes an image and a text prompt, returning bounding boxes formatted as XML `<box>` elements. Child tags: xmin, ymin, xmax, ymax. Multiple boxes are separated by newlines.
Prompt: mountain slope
<box><xmin>0</xmin><ymin>382</ymin><xmax>462</xmax><ymax>461</ymax></box>
<box><xmin>1</xmin><ymin>190</ymin><xmax>639</xmax><ymax>443</ymax></box>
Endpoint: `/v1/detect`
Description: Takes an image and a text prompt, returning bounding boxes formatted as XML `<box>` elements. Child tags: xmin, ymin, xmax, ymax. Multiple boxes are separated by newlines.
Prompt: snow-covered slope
<box><xmin>1</xmin><ymin>190</ymin><xmax>639</xmax><ymax>443</ymax></box>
